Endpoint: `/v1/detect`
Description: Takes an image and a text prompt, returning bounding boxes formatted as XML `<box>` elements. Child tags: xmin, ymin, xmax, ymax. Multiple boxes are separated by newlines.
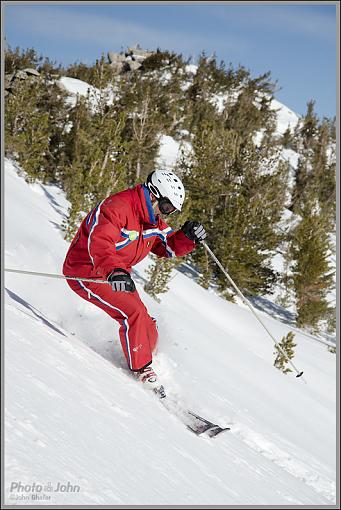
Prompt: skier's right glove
<box><xmin>107</xmin><ymin>269</ymin><xmax>136</xmax><ymax>292</ymax></box>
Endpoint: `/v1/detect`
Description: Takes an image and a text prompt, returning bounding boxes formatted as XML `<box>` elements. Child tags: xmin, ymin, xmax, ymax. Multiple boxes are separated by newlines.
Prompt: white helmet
<box><xmin>146</xmin><ymin>170</ymin><xmax>185</xmax><ymax>211</ymax></box>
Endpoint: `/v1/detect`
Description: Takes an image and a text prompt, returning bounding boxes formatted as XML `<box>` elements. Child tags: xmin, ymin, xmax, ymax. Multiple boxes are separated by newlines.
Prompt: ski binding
<box><xmin>153</xmin><ymin>384</ymin><xmax>166</xmax><ymax>399</ymax></box>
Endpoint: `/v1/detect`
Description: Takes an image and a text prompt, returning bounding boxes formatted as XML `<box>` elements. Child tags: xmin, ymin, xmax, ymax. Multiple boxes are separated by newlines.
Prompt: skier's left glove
<box><xmin>181</xmin><ymin>221</ymin><xmax>207</xmax><ymax>243</ymax></box>
<box><xmin>107</xmin><ymin>268</ymin><xmax>136</xmax><ymax>292</ymax></box>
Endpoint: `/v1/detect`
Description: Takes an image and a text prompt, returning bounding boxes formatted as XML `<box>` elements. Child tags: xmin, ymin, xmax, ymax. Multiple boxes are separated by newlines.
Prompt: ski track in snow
<box><xmin>150</xmin><ymin>351</ymin><xmax>336</xmax><ymax>503</ymax></box>
<box><xmin>230</xmin><ymin>423</ymin><xmax>336</xmax><ymax>502</ymax></box>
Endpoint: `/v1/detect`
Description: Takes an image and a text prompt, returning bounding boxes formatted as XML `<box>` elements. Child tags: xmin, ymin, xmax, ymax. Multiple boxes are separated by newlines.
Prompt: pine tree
<box><xmin>299</xmin><ymin>100</ymin><xmax>319</xmax><ymax>150</ymax></box>
<box><xmin>290</xmin><ymin>205</ymin><xmax>334</xmax><ymax>332</ymax></box>
<box><xmin>5</xmin><ymin>45</ymin><xmax>69</xmax><ymax>184</ymax></box>
<box><xmin>65</xmin><ymin>54</ymin><xmax>114</xmax><ymax>88</ymax></box>
<box><xmin>144</xmin><ymin>256</ymin><xmax>177</xmax><ymax>302</ymax></box>
<box><xmin>281</xmin><ymin>127</ymin><xmax>294</xmax><ymax>149</ymax></box>
<box><xmin>118</xmin><ymin>73</ymin><xmax>164</xmax><ymax>185</ymax></box>
<box><xmin>224</xmin><ymin>72</ymin><xmax>276</xmax><ymax>139</ymax></box>
<box><xmin>274</xmin><ymin>331</ymin><xmax>297</xmax><ymax>374</ymax></box>
<box><xmin>286</xmin><ymin>101</ymin><xmax>336</xmax><ymax>332</ymax></box>
<box><xmin>291</xmin><ymin>116</ymin><xmax>335</xmax><ymax>226</ymax></box>
<box><xmin>141</xmin><ymin>50</ymin><xmax>188</xmax><ymax>135</ymax></box>
<box><xmin>5</xmin><ymin>45</ymin><xmax>41</xmax><ymax>74</ymax></box>
<box><xmin>310</xmin><ymin>120</ymin><xmax>336</xmax><ymax>229</ymax></box>
<box><xmin>181</xmin><ymin>83</ymin><xmax>287</xmax><ymax>298</ymax></box>
<box><xmin>35</xmin><ymin>78</ymin><xmax>70</xmax><ymax>183</ymax></box>
<box><xmin>5</xmin><ymin>76</ymin><xmax>51</xmax><ymax>182</ymax></box>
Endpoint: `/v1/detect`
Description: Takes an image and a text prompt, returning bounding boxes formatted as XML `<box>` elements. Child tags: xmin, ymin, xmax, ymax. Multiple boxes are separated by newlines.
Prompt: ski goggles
<box><xmin>158</xmin><ymin>197</ymin><xmax>177</xmax><ymax>215</ymax></box>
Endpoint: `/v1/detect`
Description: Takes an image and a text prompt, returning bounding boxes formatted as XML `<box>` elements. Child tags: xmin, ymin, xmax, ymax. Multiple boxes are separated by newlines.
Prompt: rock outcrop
<box><xmin>107</xmin><ymin>44</ymin><xmax>154</xmax><ymax>74</ymax></box>
<box><xmin>5</xmin><ymin>68</ymin><xmax>40</xmax><ymax>96</ymax></box>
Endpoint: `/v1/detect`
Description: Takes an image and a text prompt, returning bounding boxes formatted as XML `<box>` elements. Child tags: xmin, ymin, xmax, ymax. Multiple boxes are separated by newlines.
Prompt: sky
<box><xmin>3</xmin><ymin>2</ymin><xmax>337</xmax><ymax>119</ymax></box>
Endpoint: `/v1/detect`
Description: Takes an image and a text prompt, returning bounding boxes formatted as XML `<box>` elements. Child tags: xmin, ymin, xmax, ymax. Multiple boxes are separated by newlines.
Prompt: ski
<box><xmin>136</xmin><ymin>376</ymin><xmax>229</xmax><ymax>438</ymax></box>
<box><xmin>153</xmin><ymin>386</ymin><xmax>230</xmax><ymax>438</ymax></box>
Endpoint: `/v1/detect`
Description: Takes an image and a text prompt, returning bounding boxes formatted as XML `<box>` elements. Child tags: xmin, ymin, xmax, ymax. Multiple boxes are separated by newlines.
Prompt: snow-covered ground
<box><xmin>270</xmin><ymin>98</ymin><xmax>299</xmax><ymax>136</ymax></box>
<box><xmin>155</xmin><ymin>134</ymin><xmax>192</xmax><ymax>171</ymax></box>
<box><xmin>4</xmin><ymin>158</ymin><xmax>337</xmax><ymax>505</ymax></box>
<box><xmin>58</xmin><ymin>77</ymin><xmax>116</xmax><ymax>111</ymax></box>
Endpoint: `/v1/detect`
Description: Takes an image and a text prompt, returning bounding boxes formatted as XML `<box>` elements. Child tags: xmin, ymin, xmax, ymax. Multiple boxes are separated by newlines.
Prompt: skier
<box><xmin>63</xmin><ymin>170</ymin><xmax>206</xmax><ymax>390</ymax></box>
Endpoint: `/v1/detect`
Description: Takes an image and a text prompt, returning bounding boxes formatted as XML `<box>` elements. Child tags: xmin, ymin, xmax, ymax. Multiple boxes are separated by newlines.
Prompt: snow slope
<box><xmin>4</xmin><ymin>159</ymin><xmax>336</xmax><ymax>505</ymax></box>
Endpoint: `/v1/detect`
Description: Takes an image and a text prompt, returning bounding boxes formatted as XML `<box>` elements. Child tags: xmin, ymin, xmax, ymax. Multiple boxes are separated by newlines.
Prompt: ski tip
<box><xmin>207</xmin><ymin>427</ymin><xmax>230</xmax><ymax>438</ymax></box>
<box><xmin>296</xmin><ymin>371</ymin><xmax>304</xmax><ymax>378</ymax></box>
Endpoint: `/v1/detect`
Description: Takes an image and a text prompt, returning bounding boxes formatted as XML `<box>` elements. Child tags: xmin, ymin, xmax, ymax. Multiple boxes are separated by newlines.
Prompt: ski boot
<box><xmin>137</xmin><ymin>366</ymin><xmax>166</xmax><ymax>398</ymax></box>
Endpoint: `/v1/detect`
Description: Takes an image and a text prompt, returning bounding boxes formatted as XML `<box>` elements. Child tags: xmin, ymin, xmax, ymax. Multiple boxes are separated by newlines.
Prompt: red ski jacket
<box><xmin>63</xmin><ymin>184</ymin><xmax>196</xmax><ymax>279</ymax></box>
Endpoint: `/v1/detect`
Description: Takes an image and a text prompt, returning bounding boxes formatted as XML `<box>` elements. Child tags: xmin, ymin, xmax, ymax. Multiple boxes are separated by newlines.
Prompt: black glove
<box><xmin>181</xmin><ymin>221</ymin><xmax>207</xmax><ymax>243</ymax></box>
<box><xmin>107</xmin><ymin>269</ymin><xmax>136</xmax><ymax>292</ymax></box>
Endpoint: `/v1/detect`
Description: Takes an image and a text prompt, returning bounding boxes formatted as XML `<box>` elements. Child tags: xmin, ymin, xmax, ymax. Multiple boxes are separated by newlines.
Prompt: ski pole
<box><xmin>5</xmin><ymin>268</ymin><xmax>109</xmax><ymax>285</ymax></box>
<box><xmin>202</xmin><ymin>242</ymin><xmax>305</xmax><ymax>380</ymax></box>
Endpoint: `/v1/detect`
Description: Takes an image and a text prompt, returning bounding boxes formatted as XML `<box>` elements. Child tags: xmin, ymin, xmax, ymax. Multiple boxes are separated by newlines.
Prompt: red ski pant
<box><xmin>67</xmin><ymin>279</ymin><xmax>158</xmax><ymax>371</ymax></box>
